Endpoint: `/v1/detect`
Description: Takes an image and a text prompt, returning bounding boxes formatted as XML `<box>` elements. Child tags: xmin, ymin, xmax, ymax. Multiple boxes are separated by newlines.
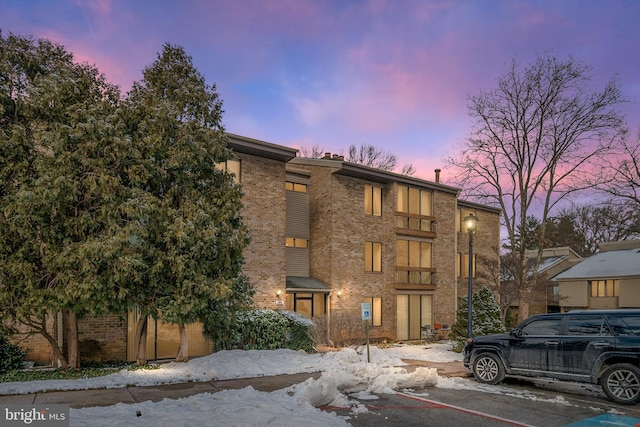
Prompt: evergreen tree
<box><xmin>122</xmin><ymin>44</ymin><xmax>251</xmax><ymax>363</ymax></box>
<box><xmin>0</xmin><ymin>33</ymin><xmax>126</xmax><ymax>367</ymax></box>
<box><xmin>450</xmin><ymin>287</ymin><xmax>505</xmax><ymax>352</ymax></box>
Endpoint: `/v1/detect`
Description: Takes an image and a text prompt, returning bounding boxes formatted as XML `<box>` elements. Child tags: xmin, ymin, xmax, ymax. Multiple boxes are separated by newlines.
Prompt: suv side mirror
<box><xmin>510</xmin><ymin>328</ymin><xmax>522</xmax><ymax>337</ymax></box>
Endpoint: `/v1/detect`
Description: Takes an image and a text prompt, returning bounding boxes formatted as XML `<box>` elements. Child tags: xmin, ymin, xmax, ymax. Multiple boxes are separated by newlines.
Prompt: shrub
<box><xmin>0</xmin><ymin>336</ymin><xmax>26</xmax><ymax>374</ymax></box>
<box><xmin>450</xmin><ymin>286</ymin><xmax>505</xmax><ymax>352</ymax></box>
<box><xmin>209</xmin><ymin>309</ymin><xmax>315</xmax><ymax>352</ymax></box>
<box><xmin>279</xmin><ymin>310</ymin><xmax>314</xmax><ymax>352</ymax></box>
<box><xmin>310</xmin><ymin>310</ymin><xmax>364</xmax><ymax>348</ymax></box>
<box><xmin>238</xmin><ymin>310</ymin><xmax>288</xmax><ymax>350</ymax></box>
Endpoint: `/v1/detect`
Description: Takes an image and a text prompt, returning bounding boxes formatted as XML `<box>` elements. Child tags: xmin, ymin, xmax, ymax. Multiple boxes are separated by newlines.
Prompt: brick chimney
<box><xmin>435</xmin><ymin>169</ymin><xmax>441</xmax><ymax>183</ymax></box>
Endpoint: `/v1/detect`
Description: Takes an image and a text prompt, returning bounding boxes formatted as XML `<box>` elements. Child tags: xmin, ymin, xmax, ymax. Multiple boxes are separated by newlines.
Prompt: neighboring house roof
<box><xmin>501</xmin><ymin>247</ymin><xmax>581</xmax><ymax>282</ymax></box>
<box><xmin>553</xmin><ymin>247</ymin><xmax>640</xmax><ymax>281</ymax></box>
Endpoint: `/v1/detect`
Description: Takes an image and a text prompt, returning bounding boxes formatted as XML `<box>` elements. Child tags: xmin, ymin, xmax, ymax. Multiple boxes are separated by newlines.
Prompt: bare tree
<box><xmin>344</xmin><ymin>144</ymin><xmax>398</xmax><ymax>170</ymax></box>
<box><xmin>446</xmin><ymin>53</ymin><xmax>627</xmax><ymax>321</ymax></box>
<box><xmin>548</xmin><ymin>203</ymin><xmax>640</xmax><ymax>255</ymax></box>
<box><xmin>476</xmin><ymin>250</ymin><xmax>518</xmax><ymax>326</ymax></box>
<box><xmin>299</xmin><ymin>143</ymin><xmax>416</xmax><ymax>176</ymax></box>
<box><xmin>298</xmin><ymin>145</ymin><xmax>325</xmax><ymax>158</ymax></box>
<box><xmin>596</xmin><ymin>128</ymin><xmax>640</xmax><ymax>208</ymax></box>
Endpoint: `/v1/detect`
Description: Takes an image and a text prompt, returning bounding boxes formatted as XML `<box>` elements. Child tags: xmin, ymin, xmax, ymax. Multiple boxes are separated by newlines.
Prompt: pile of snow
<box><xmin>0</xmin><ymin>343</ymin><xmax>463</xmax><ymax>426</ymax></box>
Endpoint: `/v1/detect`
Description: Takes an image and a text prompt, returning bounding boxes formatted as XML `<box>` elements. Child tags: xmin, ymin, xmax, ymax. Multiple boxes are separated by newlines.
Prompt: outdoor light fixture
<box><xmin>336</xmin><ymin>290</ymin><xmax>342</xmax><ymax>298</ymax></box>
<box><xmin>464</xmin><ymin>213</ymin><xmax>479</xmax><ymax>339</ymax></box>
<box><xmin>276</xmin><ymin>290</ymin><xmax>282</xmax><ymax>298</ymax></box>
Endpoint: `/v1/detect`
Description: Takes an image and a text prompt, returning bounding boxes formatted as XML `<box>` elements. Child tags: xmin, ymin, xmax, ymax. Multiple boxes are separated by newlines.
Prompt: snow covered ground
<box><xmin>0</xmin><ymin>343</ymin><xmax>608</xmax><ymax>426</ymax></box>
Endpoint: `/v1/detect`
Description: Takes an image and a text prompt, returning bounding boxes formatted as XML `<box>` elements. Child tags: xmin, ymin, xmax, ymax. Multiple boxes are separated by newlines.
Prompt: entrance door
<box><xmin>285</xmin><ymin>293</ymin><xmax>327</xmax><ymax>318</ymax></box>
<box><xmin>397</xmin><ymin>294</ymin><xmax>433</xmax><ymax>341</ymax></box>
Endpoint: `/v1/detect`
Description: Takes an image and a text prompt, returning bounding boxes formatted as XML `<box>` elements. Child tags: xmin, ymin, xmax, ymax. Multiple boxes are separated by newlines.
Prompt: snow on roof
<box><xmin>553</xmin><ymin>248</ymin><xmax>640</xmax><ymax>280</ymax></box>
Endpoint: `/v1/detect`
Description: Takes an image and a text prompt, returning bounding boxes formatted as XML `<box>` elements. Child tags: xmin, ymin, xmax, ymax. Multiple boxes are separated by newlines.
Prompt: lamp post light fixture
<box><xmin>464</xmin><ymin>213</ymin><xmax>479</xmax><ymax>339</ymax></box>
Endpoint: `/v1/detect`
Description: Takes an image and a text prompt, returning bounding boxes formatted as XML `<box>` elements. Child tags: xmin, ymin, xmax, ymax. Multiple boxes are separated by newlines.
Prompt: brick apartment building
<box><xmin>19</xmin><ymin>134</ymin><xmax>500</xmax><ymax>364</ymax></box>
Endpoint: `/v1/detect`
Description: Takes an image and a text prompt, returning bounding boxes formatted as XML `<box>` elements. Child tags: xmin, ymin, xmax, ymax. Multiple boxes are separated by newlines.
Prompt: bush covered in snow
<box><xmin>213</xmin><ymin>309</ymin><xmax>314</xmax><ymax>352</ymax></box>
<box><xmin>450</xmin><ymin>286</ymin><xmax>505</xmax><ymax>352</ymax></box>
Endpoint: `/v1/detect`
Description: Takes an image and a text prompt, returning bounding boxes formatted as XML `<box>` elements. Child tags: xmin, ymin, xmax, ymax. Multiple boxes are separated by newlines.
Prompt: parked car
<box><xmin>463</xmin><ymin>310</ymin><xmax>640</xmax><ymax>404</ymax></box>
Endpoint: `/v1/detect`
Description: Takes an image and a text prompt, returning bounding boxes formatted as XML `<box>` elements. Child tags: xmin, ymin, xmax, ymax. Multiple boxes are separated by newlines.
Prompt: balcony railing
<box><xmin>395</xmin><ymin>267</ymin><xmax>436</xmax><ymax>285</ymax></box>
<box><xmin>394</xmin><ymin>212</ymin><xmax>436</xmax><ymax>236</ymax></box>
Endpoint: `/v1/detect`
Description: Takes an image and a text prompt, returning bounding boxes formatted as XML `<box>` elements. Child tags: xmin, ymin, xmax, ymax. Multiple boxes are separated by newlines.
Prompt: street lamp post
<box><xmin>464</xmin><ymin>213</ymin><xmax>479</xmax><ymax>339</ymax></box>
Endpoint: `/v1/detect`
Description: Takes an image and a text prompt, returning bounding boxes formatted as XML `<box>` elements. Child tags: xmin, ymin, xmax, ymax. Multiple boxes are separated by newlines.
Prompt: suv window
<box><xmin>520</xmin><ymin>317</ymin><xmax>562</xmax><ymax>335</ymax></box>
<box><xmin>567</xmin><ymin>315</ymin><xmax>611</xmax><ymax>336</ymax></box>
<box><xmin>611</xmin><ymin>315</ymin><xmax>640</xmax><ymax>336</ymax></box>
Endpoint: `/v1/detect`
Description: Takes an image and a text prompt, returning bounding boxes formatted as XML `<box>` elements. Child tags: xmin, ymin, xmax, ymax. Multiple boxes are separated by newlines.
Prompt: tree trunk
<box><xmin>176</xmin><ymin>324</ymin><xmax>189</xmax><ymax>362</ymax></box>
<box><xmin>23</xmin><ymin>315</ymin><xmax>69</xmax><ymax>368</ymax></box>
<box><xmin>518</xmin><ymin>291</ymin><xmax>531</xmax><ymax>323</ymax></box>
<box><xmin>135</xmin><ymin>316</ymin><xmax>148</xmax><ymax>365</ymax></box>
<box><xmin>66</xmin><ymin>311</ymin><xmax>80</xmax><ymax>369</ymax></box>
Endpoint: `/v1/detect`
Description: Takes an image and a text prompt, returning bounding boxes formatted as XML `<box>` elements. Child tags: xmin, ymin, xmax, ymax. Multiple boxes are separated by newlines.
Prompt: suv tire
<box><xmin>472</xmin><ymin>353</ymin><xmax>505</xmax><ymax>385</ymax></box>
<box><xmin>601</xmin><ymin>364</ymin><xmax>640</xmax><ymax>405</ymax></box>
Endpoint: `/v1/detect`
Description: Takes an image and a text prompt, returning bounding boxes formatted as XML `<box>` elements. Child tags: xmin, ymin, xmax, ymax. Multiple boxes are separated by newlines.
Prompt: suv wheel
<box><xmin>472</xmin><ymin>353</ymin><xmax>505</xmax><ymax>385</ymax></box>
<box><xmin>601</xmin><ymin>364</ymin><xmax>640</xmax><ymax>405</ymax></box>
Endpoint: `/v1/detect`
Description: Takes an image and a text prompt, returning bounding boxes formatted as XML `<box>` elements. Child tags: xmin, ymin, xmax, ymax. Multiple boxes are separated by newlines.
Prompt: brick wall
<box><xmin>431</xmin><ymin>191</ymin><xmax>459</xmax><ymax>329</ymax></box>
<box><xmin>9</xmin><ymin>317</ymin><xmax>57</xmax><ymax>365</ymax></box>
<box><xmin>456</xmin><ymin>206</ymin><xmax>502</xmax><ymax>308</ymax></box>
<box><xmin>237</xmin><ymin>152</ymin><xmax>288</xmax><ymax>308</ymax></box>
<box><xmin>76</xmin><ymin>315</ymin><xmax>127</xmax><ymax>362</ymax></box>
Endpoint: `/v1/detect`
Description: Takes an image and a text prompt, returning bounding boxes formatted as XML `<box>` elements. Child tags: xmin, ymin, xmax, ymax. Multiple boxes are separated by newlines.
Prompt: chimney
<box><xmin>323</xmin><ymin>152</ymin><xmax>332</xmax><ymax>159</ymax></box>
<box><xmin>435</xmin><ymin>169</ymin><xmax>441</xmax><ymax>183</ymax></box>
<box><xmin>332</xmin><ymin>154</ymin><xmax>340</xmax><ymax>160</ymax></box>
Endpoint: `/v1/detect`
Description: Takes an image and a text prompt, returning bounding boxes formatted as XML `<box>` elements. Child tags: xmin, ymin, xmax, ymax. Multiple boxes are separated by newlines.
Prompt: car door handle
<box><xmin>545</xmin><ymin>341</ymin><xmax>560</xmax><ymax>345</ymax></box>
<box><xmin>593</xmin><ymin>342</ymin><xmax>611</xmax><ymax>347</ymax></box>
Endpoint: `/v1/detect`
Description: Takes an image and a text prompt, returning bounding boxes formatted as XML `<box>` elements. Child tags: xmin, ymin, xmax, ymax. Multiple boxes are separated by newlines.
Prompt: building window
<box><xmin>363</xmin><ymin>297</ymin><xmax>382</xmax><ymax>326</ymax></box>
<box><xmin>215</xmin><ymin>159</ymin><xmax>241</xmax><ymax>183</ymax></box>
<box><xmin>396</xmin><ymin>185</ymin><xmax>432</xmax><ymax>231</ymax></box>
<box><xmin>364</xmin><ymin>184</ymin><xmax>382</xmax><ymax>216</ymax></box>
<box><xmin>590</xmin><ymin>280</ymin><xmax>619</xmax><ymax>297</ymax></box>
<box><xmin>365</xmin><ymin>241</ymin><xmax>382</xmax><ymax>272</ymax></box>
<box><xmin>286</xmin><ymin>182</ymin><xmax>308</xmax><ymax>193</ymax></box>
<box><xmin>397</xmin><ymin>185</ymin><xmax>432</xmax><ymax>215</ymax></box>
<box><xmin>457</xmin><ymin>252</ymin><xmax>476</xmax><ymax>278</ymax></box>
<box><xmin>286</xmin><ymin>237</ymin><xmax>308</xmax><ymax>248</ymax></box>
<box><xmin>396</xmin><ymin>239</ymin><xmax>432</xmax><ymax>284</ymax></box>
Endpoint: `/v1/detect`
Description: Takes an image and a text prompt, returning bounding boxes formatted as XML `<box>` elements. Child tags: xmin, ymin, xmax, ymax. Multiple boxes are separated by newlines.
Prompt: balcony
<box><xmin>395</xmin><ymin>267</ymin><xmax>436</xmax><ymax>290</ymax></box>
<box><xmin>394</xmin><ymin>212</ymin><xmax>437</xmax><ymax>238</ymax></box>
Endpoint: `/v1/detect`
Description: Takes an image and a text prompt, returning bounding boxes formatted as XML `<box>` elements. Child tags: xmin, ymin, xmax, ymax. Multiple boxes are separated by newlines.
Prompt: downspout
<box><xmin>454</xmin><ymin>189</ymin><xmax>460</xmax><ymax>314</ymax></box>
<box><xmin>57</xmin><ymin>311</ymin><xmax>63</xmax><ymax>367</ymax></box>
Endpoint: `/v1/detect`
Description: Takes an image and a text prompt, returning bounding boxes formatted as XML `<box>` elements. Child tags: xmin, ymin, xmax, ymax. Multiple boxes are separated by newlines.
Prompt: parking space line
<box><xmin>396</xmin><ymin>392</ymin><xmax>537</xmax><ymax>427</ymax></box>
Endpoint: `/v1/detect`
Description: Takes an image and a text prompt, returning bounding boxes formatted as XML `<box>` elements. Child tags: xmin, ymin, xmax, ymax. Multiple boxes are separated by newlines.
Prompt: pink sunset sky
<box><xmin>1</xmin><ymin>0</ymin><xmax>639</xmax><ymax>182</ymax></box>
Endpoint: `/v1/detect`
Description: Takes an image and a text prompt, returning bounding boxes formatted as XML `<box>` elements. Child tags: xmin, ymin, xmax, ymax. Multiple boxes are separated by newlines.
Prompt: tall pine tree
<box><xmin>0</xmin><ymin>33</ymin><xmax>127</xmax><ymax>367</ymax></box>
<box><xmin>122</xmin><ymin>44</ymin><xmax>250</xmax><ymax>363</ymax></box>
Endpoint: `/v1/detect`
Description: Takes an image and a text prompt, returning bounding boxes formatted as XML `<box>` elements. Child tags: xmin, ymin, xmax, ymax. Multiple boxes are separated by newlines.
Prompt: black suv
<box><xmin>463</xmin><ymin>310</ymin><xmax>640</xmax><ymax>404</ymax></box>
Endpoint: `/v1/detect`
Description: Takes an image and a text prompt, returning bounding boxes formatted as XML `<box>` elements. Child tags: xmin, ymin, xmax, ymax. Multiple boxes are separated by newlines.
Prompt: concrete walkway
<box><xmin>0</xmin><ymin>360</ymin><xmax>470</xmax><ymax>409</ymax></box>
